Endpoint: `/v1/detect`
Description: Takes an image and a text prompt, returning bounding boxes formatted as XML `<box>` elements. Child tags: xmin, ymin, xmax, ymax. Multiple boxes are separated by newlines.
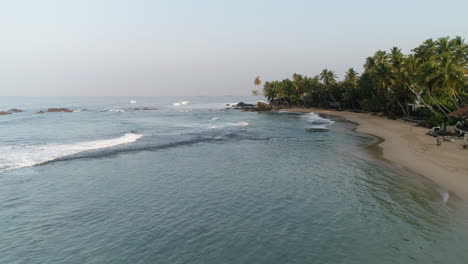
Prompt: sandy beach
<box><xmin>287</xmin><ymin>107</ymin><xmax>468</xmax><ymax>201</ymax></box>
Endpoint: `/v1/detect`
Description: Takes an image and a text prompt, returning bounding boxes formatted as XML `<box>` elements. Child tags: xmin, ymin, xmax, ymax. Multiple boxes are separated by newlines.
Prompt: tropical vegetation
<box><xmin>252</xmin><ymin>37</ymin><xmax>468</xmax><ymax>126</ymax></box>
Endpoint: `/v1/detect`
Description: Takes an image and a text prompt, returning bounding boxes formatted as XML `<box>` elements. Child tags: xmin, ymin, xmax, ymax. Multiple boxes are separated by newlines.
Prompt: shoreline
<box><xmin>284</xmin><ymin>107</ymin><xmax>468</xmax><ymax>201</ymax></box>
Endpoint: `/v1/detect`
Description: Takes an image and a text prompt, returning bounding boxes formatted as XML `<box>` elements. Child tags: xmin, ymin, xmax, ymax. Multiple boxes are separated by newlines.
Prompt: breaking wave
<box><xmin>45</xmin><ymin>130</ymin><xmax>267</xmax><ymax>164</ymax></box>
<box><xmin>303</xmin><ymin>113</ymin><xmax>334</xmax><ymax>129</ymax></box>
<box><xmin>172</xmin><ymin>101</ymin><xmax>189</xmax><ymax>106</ymax></box>
<box><xmin>0</xmin><ymin>133</ymin><xmax>143</xmax><ymax>173</ymax></box>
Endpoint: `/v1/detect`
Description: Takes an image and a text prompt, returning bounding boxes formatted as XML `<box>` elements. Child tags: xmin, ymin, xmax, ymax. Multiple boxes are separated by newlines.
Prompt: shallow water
<box><xmin>1</xmin><ymin>96</ymin><xmax>468</xmax><ymax>263</ymax></box>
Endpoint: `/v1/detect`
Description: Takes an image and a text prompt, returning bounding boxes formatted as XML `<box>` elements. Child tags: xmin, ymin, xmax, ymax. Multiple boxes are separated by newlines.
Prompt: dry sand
<box><xmin>287</xmin><ymin>107</ymin><xmax>468</xmax><ymax>201</ymax></box>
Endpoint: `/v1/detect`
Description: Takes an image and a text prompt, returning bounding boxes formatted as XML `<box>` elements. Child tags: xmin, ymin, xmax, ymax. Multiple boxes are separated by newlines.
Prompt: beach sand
<box><xmin>287</xmin><ymin>107</ymin><xmax>468</xmax><ymax>201</ymax></box>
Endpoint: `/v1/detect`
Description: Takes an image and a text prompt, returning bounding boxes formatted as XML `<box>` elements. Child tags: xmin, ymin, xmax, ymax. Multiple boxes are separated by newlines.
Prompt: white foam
<box><xmin>108</xmin><ymin>109</ymin><xmax>125</xmax><ymax>112</ymax></box>
<box><xmin>172</xmin><ymin>101</ymin><xmax>189</xmax><ymax>107</ymax></box>
<box><xmin>439</xmin><ymin>189</ymin><xmax>450</xmax><ymax>204</ymax></box>
<box><xmin>0</xmin><ymin>133</ymin><xmax>143</xmax><ymax>173</ymax></box>
<box><xmin>129</xmin><ymin>100</ymin><xmax>137</xmax><ymax>104</ymax></box>
<box><xmin>303</xmin><ymin>112</ymin><xmax>334</xmax><ymax>129</ymax></box>
<box><xmin>210</xmin><ymin>117</ymin><xmax>219</xmax><ymax>121</ymax></box>
<box><xmin>237</xmin><ymin>121</ymin><xmax>249</xmax><ymax>127</ymax></box>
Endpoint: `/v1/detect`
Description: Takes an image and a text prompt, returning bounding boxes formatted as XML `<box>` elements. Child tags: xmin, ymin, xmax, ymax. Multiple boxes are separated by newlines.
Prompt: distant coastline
<box><xmin>284</xmin><ymin>107</ymin><xmax>468</xmax><ymax>201</ymax></box>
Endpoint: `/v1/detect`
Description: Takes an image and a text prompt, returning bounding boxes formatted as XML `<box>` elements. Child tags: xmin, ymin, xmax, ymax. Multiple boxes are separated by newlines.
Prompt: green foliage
<box><xmin>359</xmin><ymin>97</ymin><xmax>386</xmax><ymax>112</ymax></box>
<box><xmin>261</xmin><ymin>36</ymin><xmax>467</xmax><ymax>119</ymax></box>
<box><xmin>426</xmin><ymin>112</ymin><xmax>445</xmax><ymax>127</ymax></box>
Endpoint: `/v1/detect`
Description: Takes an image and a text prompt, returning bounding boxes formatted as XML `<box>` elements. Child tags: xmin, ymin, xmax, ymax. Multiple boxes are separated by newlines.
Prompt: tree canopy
<box><xmin>255</xmin><ymin>36</ymin><xmax>468</xmax><ymax>125</ymax></box>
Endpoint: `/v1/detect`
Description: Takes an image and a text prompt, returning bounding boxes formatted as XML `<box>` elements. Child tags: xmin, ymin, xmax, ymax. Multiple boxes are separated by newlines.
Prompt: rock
<box><xmin>257</xmin><ymin>102</ymin><xmax>272</xmax><ymax>111</ymax></box>
<box><xmin>8</xmin><ymin>109</ymin><xmax>23</xmax><ymax>113</ymax></box>
<box><xmin>47</xmin><ymin>108</ymin><xmax>73</xmax><ymax>113</ymax></box>
<box><xmin>134</xmin><ymin>107</ymin><xmax>157</xmax><ymax>110</ymax></box>
<box><xmin>36</xmin><ymin>110</ymin><xmax>45</xmax><ymax>114</ymax></box>
<box><xmin>231</xmin><ymin>102</ymin><xmax>256</xmax><ymax>111</ymax></box>
<box><xmin>0</xmin><ymin>111</ymin><xmax>12</xmax><ymax>115</ymax></box>
<box><xmin>236</xmin><ymin>102</ymin><xmax>255</xmax><ymax>107</ymax></box>
<box><xmin>81</xmin><ymin>109</ymin><xmax>88</xmax><ymax>111</ymax></box>
<box><xmin>306</xmin><ymin>128</ymin><xmax>329</xmax><ymax>132</ymax></box>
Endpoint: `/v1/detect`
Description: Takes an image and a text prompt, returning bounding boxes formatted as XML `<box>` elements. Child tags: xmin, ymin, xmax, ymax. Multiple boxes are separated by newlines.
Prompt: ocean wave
<box><xmin>0</xmin><ymin>133</ymin><xmax>143</xmax><ymax>173</ymax></box>
<box><xmin>438</xmin><ymin>188</ymin><xmax>450</xmax><ymax>204</ymax></box>
<box><xmin>172</xmin><ymin>101</ymin><xmax>189</xmax><ymax>106</ymax></box>
<box><xmin>210</xmin><ymin>117</ymin><xmax>219</xmax><ymax>121</ymax></box>
<box><xmin>46</xmin><ymin>131</ymin><xmax>267</xmax><ymax>164</ymax></box>
<box><xmin>303</xmin><ymin>113</ymin><xmax>334</xmax><ymax>129</ymax></box>
<box><xmin>108</xmin><ymin>109</ymin><xmax>125</xmax><ymax>112</ymax></box>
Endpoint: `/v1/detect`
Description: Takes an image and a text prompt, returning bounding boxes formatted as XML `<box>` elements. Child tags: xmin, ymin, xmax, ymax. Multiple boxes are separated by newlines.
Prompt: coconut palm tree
<box><xmin>252</xmin><ymin>76</ymin><xmax>263</xmax><ymax>97</ymax></box>
<box><xmin>320</xmin><ymin>69</ymin><xmax>339</xmax><ymax>104</ymax></box>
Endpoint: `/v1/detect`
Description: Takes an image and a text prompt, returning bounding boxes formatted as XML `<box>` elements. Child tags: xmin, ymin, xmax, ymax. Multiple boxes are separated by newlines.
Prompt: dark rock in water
<box><xmin>306</xmin><ymin>128</ymin><xmax>329</xmax><ymax>132</ymax></box>
<box><xmin>0</xmin><ymin>111</ymin><xmax>12</xmax><ymax>115</ymax></box>
<box><xmin>237</xmin><ymin>102</ymin><xmax>256</xmax><ymax>107</ymax></box>
<box><xmin>47</xmin><ymin>108</ymin><xmax>73</xmax><ymax>113</ymax></box>
<box><xmin>8</xmin><ymin>109</ymin><xmax>23</xmax><ymax>113</ymax></box>
<box><xmin>81</xmin><ymin>109</ymin><xmax>88</xmax><ymax>111</ymax></box>
<box><xmin>134</xmin><ymin>107</ymin><xmax>157</xmax><ymax>111</ymax></box>
<box><xmin>257</xmin><ymin>102</ymin><xmax>272</xmax><ymax>111</ymax></box>
<box><xmin>230</xmin><ymin>102</ymin><xmax>257</xmax><ymax>111</ymax></box>
<box><xmin>36</xmin><ymin>110</ymin><xmax>45</xmax><ymax>114</ymax></box>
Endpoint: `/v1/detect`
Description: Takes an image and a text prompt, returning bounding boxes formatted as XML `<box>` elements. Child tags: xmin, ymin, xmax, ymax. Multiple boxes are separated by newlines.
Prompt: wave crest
<box><xmin>0</xmin><ymin>133</ymin><xmax>143</xmax><ymax>173</ymax></box>
<box><xmin>303</xmin><ymin>113</ymin><xmax>334</xmax><ymax>129</ymax></box>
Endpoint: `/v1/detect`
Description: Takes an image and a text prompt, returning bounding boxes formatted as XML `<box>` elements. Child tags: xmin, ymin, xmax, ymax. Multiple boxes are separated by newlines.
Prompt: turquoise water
<box><xmin>1</xmin><ymin>96</ymin><xmax>468</xmax><ymax>263</ymax></box>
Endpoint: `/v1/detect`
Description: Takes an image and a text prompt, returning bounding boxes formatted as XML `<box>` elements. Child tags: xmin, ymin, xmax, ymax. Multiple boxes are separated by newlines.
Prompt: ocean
<box><xmin>1</xmin><ymin>96</ymin><xmax>468</xmax><ymax>263</ymax></box>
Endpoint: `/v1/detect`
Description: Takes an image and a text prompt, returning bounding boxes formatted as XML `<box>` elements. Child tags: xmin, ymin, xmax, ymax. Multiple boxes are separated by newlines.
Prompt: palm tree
<box><xmin>344</xmin><ymin>68</ymin><xmax>359</xmax><ymax>85</ymax></box>
<box><xmin>320</xmin><ymin>69</ymin><xmax>338</xmax><ymax>104</ymax></box>
<box><xmin>252</xmin><ymin>76</ymin><xmax>262</xmax><ymax>97</ymax></box>
<box><xmin>254</xmin><ymin>76</ymin><xmax>262</xmax><ymax>87</ymax></box>
<box><xmin>415</xmin><ymin>37</ymin><xmax>467</xmax><ymax>116</ymax></box>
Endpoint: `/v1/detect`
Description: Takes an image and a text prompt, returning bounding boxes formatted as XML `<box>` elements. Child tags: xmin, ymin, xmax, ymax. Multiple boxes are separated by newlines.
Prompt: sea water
<box><xmin>1</xmin><ymin>96</ymin><xmax>468</xmax><ymax>263</ymax></box>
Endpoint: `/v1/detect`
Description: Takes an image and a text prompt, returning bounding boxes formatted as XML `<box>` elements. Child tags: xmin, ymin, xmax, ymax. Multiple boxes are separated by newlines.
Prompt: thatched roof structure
<box><xmin>449</xmin><ymin>106</ymin><xmax>468</xmax><ymax>120</ymax></box>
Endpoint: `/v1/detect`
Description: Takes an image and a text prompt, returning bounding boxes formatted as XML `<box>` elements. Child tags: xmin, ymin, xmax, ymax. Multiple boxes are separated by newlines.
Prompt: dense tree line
<box><xmin>254</xmin><ymin>37</ymin><xmax>468</xmax><ymax>125</ymax></box>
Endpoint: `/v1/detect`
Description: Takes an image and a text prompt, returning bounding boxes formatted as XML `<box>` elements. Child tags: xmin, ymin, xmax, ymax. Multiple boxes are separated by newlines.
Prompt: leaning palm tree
<box><xmin>252</xmin><ymin>76</ymin><xmax>263</xmax><ymax>97</ymax></box>
<box><xmin>416</xmin><ymin>37</ymin><xmax>467</xmax><ymax>115</ymax></box>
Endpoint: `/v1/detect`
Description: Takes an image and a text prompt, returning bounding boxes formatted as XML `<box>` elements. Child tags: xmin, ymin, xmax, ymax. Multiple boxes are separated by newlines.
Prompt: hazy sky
<box><xmin>0</xmin><ymin>0</ymin><xmax>467</xmax><ymax>96</ymax></box>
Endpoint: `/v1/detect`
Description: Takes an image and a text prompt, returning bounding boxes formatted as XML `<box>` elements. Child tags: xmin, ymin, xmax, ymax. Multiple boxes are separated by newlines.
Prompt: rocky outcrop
<box><xmin>81</xmin><ymin>109</ymin><xmax>88</xmax><ymax>111</ymax></box>
<box><xmin>257</xmin><ymin>102</ymin><xmax>272</xmax><ymax>111</ymax></box>
<box><xmin>0</xmin><ymin>111</ymin><xmax>12</xmax><ymax>115</ymax></box>
<box><xmin>229</xmin><ymin>102</ymin><xmax>256</xmax><ymax>111</ymax></box>
<box><xmin>134</xmin><ymin>107</ymin><xmax>158</xmax><ymax>110</ymax></box>
<box><xmin>36</xmin><ymin>110</ymin><xmax>45</xmax><ymax>114</ymax></box>
<box><xmin>8</xmin><ymin>109</ymin><xmax>23</xmax><ymax>113</ymax></box>
<box><xmin>47</xmin><ymin>108</ymin><xmax>73</xmax><ymax>113</ymax></box>
<box><xmin>229</xmin><ymin>101</ymin><xmax>273</xmax><ymax>111</ymax></box>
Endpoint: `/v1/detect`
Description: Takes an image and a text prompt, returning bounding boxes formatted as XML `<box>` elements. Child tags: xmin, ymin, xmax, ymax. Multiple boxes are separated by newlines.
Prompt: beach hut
<box><xmin>449</xmin><ymin>106</ymin><xmax>468</xmax><ymax>135</ymax></box>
